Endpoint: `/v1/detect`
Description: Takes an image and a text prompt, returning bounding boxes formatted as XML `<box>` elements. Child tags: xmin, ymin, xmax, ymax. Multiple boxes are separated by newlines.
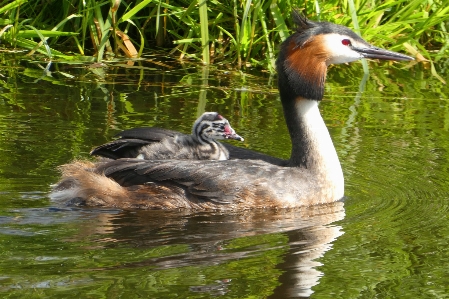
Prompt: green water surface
<box><xmin>0</xmin><ymin>54</ymin><xmax>448</xmax><ymax>298</ymax></box>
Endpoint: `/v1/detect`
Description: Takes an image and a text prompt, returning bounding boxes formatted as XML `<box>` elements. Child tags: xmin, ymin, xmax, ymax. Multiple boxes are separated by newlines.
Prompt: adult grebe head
<box><xmin>277</xmin><ymin>12</ymin><xmax>413</xmax><ymax>101</ymax></box>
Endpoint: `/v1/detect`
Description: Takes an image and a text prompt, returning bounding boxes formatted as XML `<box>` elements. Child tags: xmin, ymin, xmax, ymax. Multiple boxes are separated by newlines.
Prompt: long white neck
<box><xmin>293</xmin><ymin>100</ymin><xmax>344</xmax><ymax>195</ymax></box>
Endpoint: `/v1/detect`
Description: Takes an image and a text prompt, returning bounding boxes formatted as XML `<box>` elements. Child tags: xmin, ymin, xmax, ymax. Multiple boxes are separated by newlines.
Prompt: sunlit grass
<box><xmin>0</xmin><ymin>0</ymin><xmax>448</xmax><ymax>71</ymax></box>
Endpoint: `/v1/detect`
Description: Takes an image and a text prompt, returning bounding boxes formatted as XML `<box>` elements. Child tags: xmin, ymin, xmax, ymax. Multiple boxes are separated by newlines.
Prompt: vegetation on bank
<box><xmin>0</xmin><ymin>0</ymin><xmax>448</xmax><ymax>71</ymax></box>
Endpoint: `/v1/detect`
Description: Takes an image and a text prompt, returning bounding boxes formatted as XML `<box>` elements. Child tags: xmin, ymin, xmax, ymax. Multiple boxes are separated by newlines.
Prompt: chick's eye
<box><xmin>342</xmin><ymin>39</ymin><xmax>352</xmax><ymax>46</ymax></box>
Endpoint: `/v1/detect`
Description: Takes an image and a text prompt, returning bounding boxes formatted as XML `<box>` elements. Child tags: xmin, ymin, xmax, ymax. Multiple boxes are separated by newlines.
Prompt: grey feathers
<box><xmin>91</xmin><ymin>112</ymin><xmax>243</xmax><ymax>161</ymax></box>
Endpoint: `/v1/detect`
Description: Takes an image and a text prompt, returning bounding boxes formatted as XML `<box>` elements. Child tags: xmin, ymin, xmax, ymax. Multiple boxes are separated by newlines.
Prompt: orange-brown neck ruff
<box><xmin>285</xmin><ymin>35</ymin><xmax>328</xmax><ymax>101</ymax></box>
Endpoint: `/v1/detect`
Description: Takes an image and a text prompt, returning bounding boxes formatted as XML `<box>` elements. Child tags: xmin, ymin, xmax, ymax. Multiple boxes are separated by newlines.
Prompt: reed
<box><xmin>0</xmin><ymin>0</ymin><xmax>447</xmax><ymax>70</ymax></box>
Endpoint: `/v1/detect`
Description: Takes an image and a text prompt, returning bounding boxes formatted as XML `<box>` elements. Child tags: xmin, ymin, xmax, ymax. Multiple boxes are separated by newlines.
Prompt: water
<box><xmin>0</xmin><ymin>53</ymin><xmax>449</xmax><ymax>298</ymax></box>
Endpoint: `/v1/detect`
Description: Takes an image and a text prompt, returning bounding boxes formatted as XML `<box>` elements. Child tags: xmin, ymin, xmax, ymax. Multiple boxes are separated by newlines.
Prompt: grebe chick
<box><xmin>90</xmin><ymin>112</ymin><xmax>244</xmax><ymax>161</ymax></box>
<box><xmin>51</xmin><ymin>12</ymin><xmax>413</xmax><ymax>210</ymax></box>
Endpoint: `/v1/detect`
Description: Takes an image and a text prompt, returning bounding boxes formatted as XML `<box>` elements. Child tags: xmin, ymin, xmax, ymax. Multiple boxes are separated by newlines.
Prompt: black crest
<box><xmin>290</xmin><ymin>10</ymin><xmax>363</xmax><ymax>49</ymax></box>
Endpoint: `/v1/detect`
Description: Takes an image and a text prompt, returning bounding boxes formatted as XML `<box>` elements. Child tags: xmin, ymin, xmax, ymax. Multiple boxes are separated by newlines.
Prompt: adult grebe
<box><xmin>90</xmin><ymin>112</ymin><xmax>244</xmax><ymax>161</ymax></box>
<box><xmin>50</xmin><ymin>12</ymin><xmax>413</xmax><ymax>209</ymax></box>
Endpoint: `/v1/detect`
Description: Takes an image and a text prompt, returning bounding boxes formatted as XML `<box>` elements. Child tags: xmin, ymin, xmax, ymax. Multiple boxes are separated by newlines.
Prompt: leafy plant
<box><xmin>0</xmin><ymin>0</ymin><xmax>448</xmax><ymax>71</ymax></box>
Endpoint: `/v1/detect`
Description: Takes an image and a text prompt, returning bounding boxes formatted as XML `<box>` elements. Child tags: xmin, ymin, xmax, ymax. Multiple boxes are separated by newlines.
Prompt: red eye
<box><xmin>342</xmin><ymin>39</ymin><xmax>351</xmax><ymax>46</ymax></box>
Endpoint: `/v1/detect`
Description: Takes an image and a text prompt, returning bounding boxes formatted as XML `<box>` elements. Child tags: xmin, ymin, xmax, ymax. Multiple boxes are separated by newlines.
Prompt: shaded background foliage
<box><xmin>1</xmin><ymin>0</ymin><xmax>449</xmax><ymax>71</ymax></box>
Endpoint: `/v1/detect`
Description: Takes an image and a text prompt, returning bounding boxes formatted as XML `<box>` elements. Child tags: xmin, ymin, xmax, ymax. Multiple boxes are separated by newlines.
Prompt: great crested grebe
<box><xmin>90</xmin><ymin>112</ymin><xmax>244</xmax><ymax>161</ymax></box>
<box><xmin>51</xmin><ymin>12</ymin><xmax>413</xmax><ymax>209</ymax></box>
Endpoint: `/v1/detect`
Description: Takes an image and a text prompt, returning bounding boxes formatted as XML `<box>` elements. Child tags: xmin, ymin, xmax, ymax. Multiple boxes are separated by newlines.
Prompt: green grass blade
<box><xmin>173</xmin><ymin>38</ymin><xmax>202</xmax><ymax>44</ymax></box>
<box><xmin>119</xmin><ymin>0</ymin><xmax>154</xmax><ymax>23</ymax></box>
<box><xmin>14</xmin><ymin>37</ymin><xmax>68</xmax><ymax>57</ymax></box>
<box><xmin>347</xmin><ymin>0</ymin><xmax>368</xmax><ymax>74</ymax></box>
<box><xmin>198</xmin><ymin>0</ymin><xmax>210</xmax><ymax>64</ymax></box>
<box><xmin>125</xmin><ymin>19</ymin><xmax>144</xmax><ymax>57</ymax></box>
<box><xmin>0</xmin><ymin>18</ymin><xmax>13</xmax><ymax>25</ymax></box>
<box><xmin>240</xmin><ymin>0</ymin><xmax>252</xmax><ymax>44</ymax></box>
<box><xmin>258</xmin><ymin>9</ymin><xmax>275</xmax><ymax>72</ymax></box>
<box><xmin>93</xmin><ymin>2</ymin><xmax>112</xmax><ymax>62</ymax></box>
<box><xmin>51</xmin><ymin>14</ymin><xmax>82</xmax><ymax>32</ymax></box>
<box><xmin>216</xmin><ymin>25</ymin><xmax>237</xmax><ymax>46</ymax></box>
<box><xmin>0</xmin><ymin>0</ymin><xmax>28</xmax><ymax>15</ymax></box>
<box><xmin>269</xmin><ymin>1</ymin><xmax>289</xmax><ymax>41</ymax></box>
<box><xmin>24</xmin><ymin>25</ymin><xmax>52</xmax><ymax>58</ymax></box>
<box><xmin>0</xmin><ymin>25</ymin><xmax>13</xmax><ymax>38</ymax></box>
<box><xmin>17</xmin><ymin>30</ymin><xmax>78</xmax><ymax>38</ymax></box>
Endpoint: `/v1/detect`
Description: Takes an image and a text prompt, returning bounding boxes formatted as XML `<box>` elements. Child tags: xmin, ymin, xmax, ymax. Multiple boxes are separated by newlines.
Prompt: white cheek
<box><xmin>321</xmin><ymin>33</ymin><xmax>363</xmax><ymax>65</ymax></box>
<box><xmin>327</xmin><ymin>49</ymin><xmax>363</xmax><ymax>64</ymax></box>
